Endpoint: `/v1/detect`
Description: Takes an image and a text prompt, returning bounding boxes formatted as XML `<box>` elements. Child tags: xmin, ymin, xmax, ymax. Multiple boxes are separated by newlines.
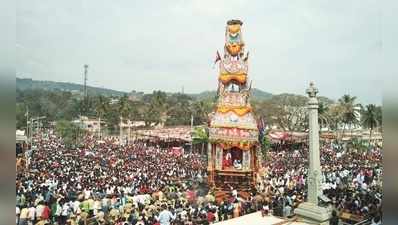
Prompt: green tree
<box><xmin>338</xmin><ymin>94</ymin><xmax>360</xmax><ymax>136</ymax></box>
<box><xmin>118</xmin><ymin>95</ymin><xmax>132</xmax><ymax>122</ymax></box>
<box><xmin>95</xmin><ymin>95</ymin><xmax>110</xmax><ymax>139</ymax></box>
<box><xmin>191</xmin><ymin>99</ymin><xmax>214</xmax><ymax>126</ymax></box>
<box><xmin>361</xmin><ymin>104</ymin><xmax>379</xmax><ymax>143</ymax></box>
<box><xmin>327</xmin><ymin>104</ymin><xmax>343</xmax><ymax>131</ymax></box>
<box><xmin>118</xmin><ymin>95</ymin><xmax>132</xmax><ymax>141</ymax></box>
<box><xmin>143</xmin><ymin>91</ymin><xmax>168</xmax><ymax>126</ymax></box>
<box><xmin>16</xmin><ymin>103</ymin><xmax>27</xmax><ymax>130</ymax></box>
<box><xmin>260</xmin><ymin>135</ymin><xmax>271</xmax><ymax>160</ymax></box>
<box><xmin>318</xmin><ymin>101</ymin><xmax>330</xmax><ymax>131</ymax></box>
<box><xmin>165</xmin><ymin>93</ymin><xmax>192</xmax><ymax>126</ymax></box>
<box><xmin>104</xmin><ymin>104</ymin><xmax>120</xmax><ymax>135</ymax></box>
<box><xmin>55</xmin><ymin>120</ymin><xmax>86</xmax><ymax>148</ymax></box>
<box><xmin>264</xmin><ymin>94</ymin><xmax>308</xmax><ymax>131</ymax></box>
<box><xmin>191</xmin><ymin>126</ymin><xmax>209</xmax><ymax>155</ymax></box>
<box><xmin>375</xmin><ymin>106</ymin><xmax>382</xmax><ymax>131</ymax></box>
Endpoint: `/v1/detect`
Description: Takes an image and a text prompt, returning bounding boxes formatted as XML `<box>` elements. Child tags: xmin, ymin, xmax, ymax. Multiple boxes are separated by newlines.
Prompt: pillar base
<box><xmin>294</xmin><ymin>202</ymin><xmax>331</xmax><ymax>225</ymax></box>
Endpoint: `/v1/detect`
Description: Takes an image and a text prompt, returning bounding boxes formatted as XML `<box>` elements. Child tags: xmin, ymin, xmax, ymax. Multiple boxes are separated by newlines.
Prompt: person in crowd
<box><xmin>156</xmin><ymin>205</ymin><xmax>175</xmax><ymax>225</ymax></box>
<box><xmin>16</xmin><ymin>131</ymin><xmax>382</xmax><ymax>225</ymax></box>
<box><xmin>330</xmin><ymin>210</ymin><xmax>339</xmax><ymax>225</ymax></box>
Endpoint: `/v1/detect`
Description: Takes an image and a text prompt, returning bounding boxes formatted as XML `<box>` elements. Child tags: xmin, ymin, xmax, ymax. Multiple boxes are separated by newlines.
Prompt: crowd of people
<box><xmin>16</xmin><ymin>131</ymin><xmax>256</xmax><ymax>225</ymax></box>
<box><xmin>257</xmin><ymin>141</ymin><xmax>382</xmax><ymax>223</ymax></box>
<box><xmin>16</xmin><ymin>130</ymin><xmax>382</xmax><ymax>225</ymax></box>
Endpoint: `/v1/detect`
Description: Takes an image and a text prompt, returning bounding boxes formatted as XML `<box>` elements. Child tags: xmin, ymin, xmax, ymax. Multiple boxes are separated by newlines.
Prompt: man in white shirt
<box><xmin>157</xmin><ymin>205</ymin><xmax>176</xmax><ymax>225</ymax></box>
<box><xmin>232</xmin><ymin>189</ymin><xmax>238</xmax><ymax>198</ymax></box>
<box><xmin>28</xmin><ymin>204</ymin><xmax>36</xmax><ymax>225</ymax></box>
<box><xmin>73</xmin><ymin>200</ymin><xmax>81</xmax><ymax>214</ymax></box>
<box><xmin>84</xmin><ymin>188</ymin><xmax>91</xmax><ymax>200</ymax></box>
<box><xmin>16</xmin><ymin>206</ymin><xmax>20</xmax><ymax>225</ymax></box>
<box><xmin>35</xmin><ymin>202</ymin><xmax>44</xmax><ymax>221</ymax></box>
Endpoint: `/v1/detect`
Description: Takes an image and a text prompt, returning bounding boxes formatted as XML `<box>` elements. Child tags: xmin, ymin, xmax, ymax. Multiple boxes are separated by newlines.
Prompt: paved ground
<box><xmin>215</xmin><ymin>212</ymin><xmax>311</xmax><ymax>225</ymax></box>
<box><xmin>216</xmin><ymin>212</ymin><xmax>285</xmax><ymax>225</ymax></box>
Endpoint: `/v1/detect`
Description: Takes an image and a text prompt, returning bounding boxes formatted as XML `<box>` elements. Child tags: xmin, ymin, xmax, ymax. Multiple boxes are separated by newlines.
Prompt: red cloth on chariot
<box><xmin>222</xmin><ymin>158</ymin><xmax>232</xmax><ymax>168</ymax></box>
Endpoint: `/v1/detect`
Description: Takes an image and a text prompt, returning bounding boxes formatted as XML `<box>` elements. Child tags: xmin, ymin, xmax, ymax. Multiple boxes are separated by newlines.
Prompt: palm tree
<box><xmin>361</xmin><ymin>104</ymin><xmax>379</xmax><ymax>144</ymax></box>
<box><xmin>192</xmin><ymin>99</ymin><xmax>214</xmax><ymax>126</ymax></box>
<box><xmin>146</xmin><ymin>91</ymin><xmax>168</xmax><ymax>127</ymax></box>
<box><xmin>149</xmin><ymin>91</ymin><xmax>168</xmax><ymax>125</ymax></box>
<box><xmin>318</xmin><ymin>102</ymin><xmax>330</xmax><ymax>131</ymax></box>
<box><xmin>338</xmin><ymin>95</ymin><xmax>360</xmax><ymax>138</ymax></box>
<box><xmin>375</xmin><ymin>106</ymin><xmax>382</xmax><ymax>132</ymax></box>
<box><xmin>95</xmin><ymin>95</ymin><xmax>110</xmax><ymax>140</ymax></box>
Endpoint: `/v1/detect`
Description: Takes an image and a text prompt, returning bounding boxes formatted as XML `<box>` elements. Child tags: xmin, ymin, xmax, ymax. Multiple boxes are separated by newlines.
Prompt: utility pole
<box><xmin>26</xmin><ymin>106</ymin><xmax>29</xmax><ymax>144</ymax></box>
<box><xmin>190</xmin><ymin>114</ymin><xmax>193</xmax><ymax>153</ymax></box>
<box><xmin>83</xmin><ymin>64</ymin><xmax>88</xmax><ymax>115</ymax></box>
<box><xmin>32</xmin><ymin>116</ymin><xmax>46</xmax><ymax>135</ymax></box>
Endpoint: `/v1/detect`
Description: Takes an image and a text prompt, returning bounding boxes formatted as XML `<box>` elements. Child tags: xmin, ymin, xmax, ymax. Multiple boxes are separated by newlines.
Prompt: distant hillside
<box><xmin>17</xmin><ymin>78</ymin><xmax>127</xmax><ymax>97</ymax></box>
<box><xmin>251</xmin><ymin>88</ymin><xmax>273</xmax><ymax>100</ymax></box>
<box><xmin>17</xmin><ymin>78</ymin><xmax>273</xmax><ymax>100</ymax></box>
<box><xmin>190</xmin><ymin>88</ymin><xmax>272</xmax><ymax>101</ymax></box>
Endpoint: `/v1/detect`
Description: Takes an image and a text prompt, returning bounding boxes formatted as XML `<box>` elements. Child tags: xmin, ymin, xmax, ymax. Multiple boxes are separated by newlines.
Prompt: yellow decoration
<box><xmin>210</xmin><ymin>124</ymin><xmax>258</xmax><ymax>130</ymax></box>
<box><xmin>228</xmin><ymin>24</ymin><xmax>241</xmax><ymax>34</ymax></box>
<box><xmin>217</xmin><ymin>106</ymin><xmax>252</xmax><ymax>116</ymax></box>
<box><xmin>219</xmin><ymin>141</ymin><xmax>256</xmax><ymax>151</ymax></box>
<box><xmin>219</xmin><ymin>73</ymin><xmax>247</xmax><ymax>84</ymax></box>
<box><xmin>225</xmin><ymin>43</ymin><xmax>242</xmax><ymax>56</ymax></box>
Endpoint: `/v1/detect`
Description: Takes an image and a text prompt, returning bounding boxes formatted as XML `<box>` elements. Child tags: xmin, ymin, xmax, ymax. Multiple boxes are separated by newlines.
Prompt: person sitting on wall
<box><xmin>233</xmin><ymin>159</ymin><xmax>242</xmax><ymax>170</ymax></box>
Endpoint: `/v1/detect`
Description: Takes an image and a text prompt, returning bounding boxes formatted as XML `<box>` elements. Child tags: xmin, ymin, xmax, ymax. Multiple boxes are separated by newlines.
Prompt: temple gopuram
<box><xmin>208</xmin><ymin>20</ymin><xmax>260</xmax><ymax>196</ymax></box>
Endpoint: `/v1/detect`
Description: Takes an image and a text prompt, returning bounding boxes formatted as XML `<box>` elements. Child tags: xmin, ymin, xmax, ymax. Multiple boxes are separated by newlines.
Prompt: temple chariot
<box><xmin>207</xmin><ymin>20</ymin><xmax>261</xmax><ymax>198</ymax></box>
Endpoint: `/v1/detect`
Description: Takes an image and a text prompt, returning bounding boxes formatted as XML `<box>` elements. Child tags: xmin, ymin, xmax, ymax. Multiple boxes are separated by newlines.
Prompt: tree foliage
<box><xmin>253</xmin><ymin>94</ymin><xmax>308</xmax><ymax>131</ymax></box>
<box><xmin>361</xmin><ymin>104</ymin><xmax>381</xmax><ymax>142</ymax></box>
<box><xmin>16</xmin><ymin>88</ymin><xmax>381</xmax><ymax>136</ymax></box>
<box><xmin>338</xmin><ymin>94</ymin><xmax>361</xmax><ymax>131</ymax></box>
<box><xmin>260</xmin><ymin>135</ymin><xmax>271</xmax><ymax>160</ymax></box>
<box><xmin>192</xmin><ymin>126</ymin><xmax>209</xmax><ymax>145</ymax></box>
<box><xmin>55</xmin><ymin>120</ymin><xmax>86</xmax><ymax>148</ymax></box>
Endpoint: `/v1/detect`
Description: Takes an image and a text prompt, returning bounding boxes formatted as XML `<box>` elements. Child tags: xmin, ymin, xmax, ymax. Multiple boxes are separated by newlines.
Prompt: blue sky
<box><xmin>17</xmin><ymin>0</ymin><xmax>394</xmax><ymax>104</ymax></box>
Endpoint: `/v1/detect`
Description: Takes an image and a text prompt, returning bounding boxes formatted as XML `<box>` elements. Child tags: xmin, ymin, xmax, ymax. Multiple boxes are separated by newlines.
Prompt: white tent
<box><xmin>16</xmin><ymin>130</ymin><xmax>27</xmax><ymax>143</ymax></box>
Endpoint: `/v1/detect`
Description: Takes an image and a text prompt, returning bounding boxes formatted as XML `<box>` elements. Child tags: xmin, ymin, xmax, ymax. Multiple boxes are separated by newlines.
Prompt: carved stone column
<box><xmin>294</xmin><ymin>82</ymin><xmax>331</xmax><ymax>225</ymax></box>
<box><xmin>207</xmin><ymin>143</ymin><xmax>213</xmax><ymax>171</ymax></box>
<box><xmin>242</xmin><ymin>150</ymin><xmax>250</xmax><ymax>170</ymax></box>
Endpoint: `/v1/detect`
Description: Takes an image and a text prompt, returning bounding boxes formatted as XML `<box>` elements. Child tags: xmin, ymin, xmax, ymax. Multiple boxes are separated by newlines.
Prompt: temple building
<box><xmin>207</xmin><ymin>20</ymin><xmax>260</xmax><ymax>194</ymax></box>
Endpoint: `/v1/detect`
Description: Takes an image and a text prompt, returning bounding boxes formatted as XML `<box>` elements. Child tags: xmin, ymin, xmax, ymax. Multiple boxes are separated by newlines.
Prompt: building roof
<box><xmin>134</xmin><ymin>126</ymin><xmax>192</xmax><ymax>142</ymax></box>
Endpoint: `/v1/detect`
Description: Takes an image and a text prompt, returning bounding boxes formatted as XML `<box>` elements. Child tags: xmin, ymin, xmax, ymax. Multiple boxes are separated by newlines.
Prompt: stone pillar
<box><xmin>242</xmin><ymin>150</ymin><xmax>250</xmax><ymax>171</ymax></box>
<box><xmin>207</xmin><ymin>143</ymin><xmax>213</xmax><ymax>170</ymax></box>
<box><xmin>215</xmin><ymin>145</ymin><xmax>222</xmax><ymax>170</ymax></box>
<box><xmin>307</xmin><ymin>82</ymin><xmax>321</xmax><ymax>205</ymax></box>
<box><xmin>294</xmin><ymin>82</ymin><xmax>331</xmax><ymax>225</ymax></box>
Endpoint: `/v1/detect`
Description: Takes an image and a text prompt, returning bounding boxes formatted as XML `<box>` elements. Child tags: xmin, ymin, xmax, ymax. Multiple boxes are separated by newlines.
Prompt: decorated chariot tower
<box><xmin>208</xmin><ymin>20</ymin><xmax>260</xmax><ymax>193</ymax></box>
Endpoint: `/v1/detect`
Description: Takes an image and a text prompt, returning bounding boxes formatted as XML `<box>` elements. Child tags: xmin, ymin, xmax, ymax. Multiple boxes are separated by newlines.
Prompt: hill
<box><xmin>17</xmin><ymin>78</ymin><xmax>274</xmax><ymax>100</ymax></box>
<box><xmin>190</xmin><ymin>88</ymin><xmax>272</xmax><ymax>101</ymax></box>
<box><xmin>17</xmin><ymin>78</ymin><xmax>127</xmax><ymax>96</ymax></box>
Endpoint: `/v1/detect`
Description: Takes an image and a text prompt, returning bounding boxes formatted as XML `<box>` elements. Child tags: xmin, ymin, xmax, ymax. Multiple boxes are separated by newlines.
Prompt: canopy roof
<box><xmin>134</xmin><ymin>126</ymin><xmax>191</xmax><ymax>142</ymax></box>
